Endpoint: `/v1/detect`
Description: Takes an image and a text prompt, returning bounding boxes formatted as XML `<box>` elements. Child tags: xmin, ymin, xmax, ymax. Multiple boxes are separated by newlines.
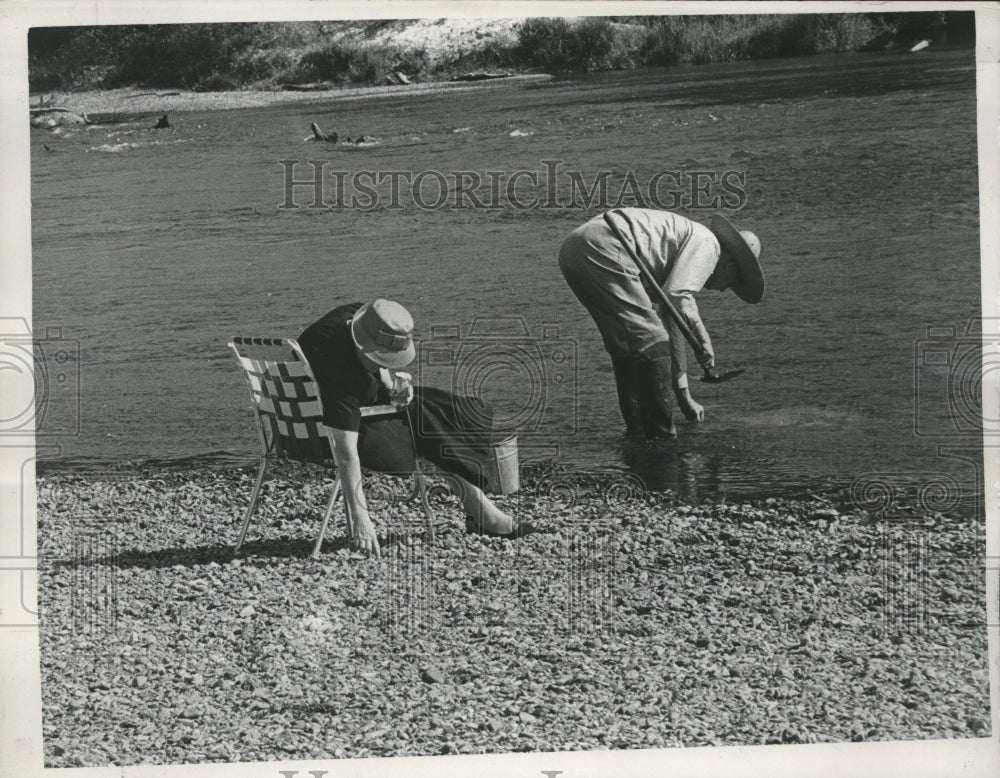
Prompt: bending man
<box><xmin>558</xmin><ymin>208</ymin><xmax>763</xmax><ymax>439</ymax></box>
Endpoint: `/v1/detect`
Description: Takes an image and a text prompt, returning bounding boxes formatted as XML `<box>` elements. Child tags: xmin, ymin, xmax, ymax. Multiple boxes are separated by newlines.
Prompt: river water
<box><xmin>29</xmin><ymin>47</ymin><xmax>985</xmax><ymax>513</ymax></box>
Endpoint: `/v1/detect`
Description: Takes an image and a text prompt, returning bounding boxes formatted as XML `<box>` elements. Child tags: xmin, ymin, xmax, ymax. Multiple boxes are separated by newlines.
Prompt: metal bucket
<box><xmin>486</xmin><ymin>434</ymin><xmax>520</xmax><ymax>494</ymax></box>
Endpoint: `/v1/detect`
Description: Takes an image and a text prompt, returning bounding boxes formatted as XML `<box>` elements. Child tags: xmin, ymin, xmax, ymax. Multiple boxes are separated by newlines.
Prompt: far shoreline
<box><xmin>31</xmin><ymin>38</ymin><xmax>976</xmax><ymax>123</ymax></box>
<box><xmin>31</xmin><ymin>74</ymin><xmax>554</xmax><ymax>120</ymax></box>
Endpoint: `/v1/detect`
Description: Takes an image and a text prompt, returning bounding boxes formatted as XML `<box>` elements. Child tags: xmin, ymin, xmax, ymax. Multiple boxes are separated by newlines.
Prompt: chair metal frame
<box><xmin>228</xmin><ymin>336</ymin><xmax>435</xmax><ymax>558</ymax></box>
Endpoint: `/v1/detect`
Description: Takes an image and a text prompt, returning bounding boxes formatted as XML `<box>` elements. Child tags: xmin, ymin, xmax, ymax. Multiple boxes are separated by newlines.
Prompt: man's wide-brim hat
<box><xmin>710</xmin><ymin>214</ymin><xmax>764</xmax><ymax>304</ymax></box>
<box><xmin>350</xmin><ymin>299</ymin><xmax>416</xmax><ymax>369</ymax></box>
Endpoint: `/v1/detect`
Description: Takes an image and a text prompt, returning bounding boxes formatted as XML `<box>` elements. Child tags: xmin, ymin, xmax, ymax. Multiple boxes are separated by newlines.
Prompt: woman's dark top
<box><xmin>298</xmin><ymin>302</ymin><xmax>383</xmax><ymax>432</ymax></box>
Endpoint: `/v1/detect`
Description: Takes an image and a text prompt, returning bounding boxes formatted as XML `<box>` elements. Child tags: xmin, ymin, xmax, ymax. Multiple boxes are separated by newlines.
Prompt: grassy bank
<box><xmin>28</xmin><ymin>12</ymin><xmax>971</xmax><ymax>94</ymax></box>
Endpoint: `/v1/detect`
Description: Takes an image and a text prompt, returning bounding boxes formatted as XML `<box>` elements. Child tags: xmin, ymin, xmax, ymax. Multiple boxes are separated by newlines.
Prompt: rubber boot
<box><xmin>636</xmin><ymin>355</ymin><xmax>678</xmax><ymax>439</ymax></box>
<box><xmin>611</xmin><ymin>356</ymin><xmax>646</xmax><ymax>438</ymax></box>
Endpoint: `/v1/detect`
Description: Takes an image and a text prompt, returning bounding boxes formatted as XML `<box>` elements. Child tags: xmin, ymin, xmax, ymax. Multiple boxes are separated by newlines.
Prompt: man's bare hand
<box><xmin>676</xmin><ymin>390</ymin><xmax>705</xmax><ymax>422</ymax></box>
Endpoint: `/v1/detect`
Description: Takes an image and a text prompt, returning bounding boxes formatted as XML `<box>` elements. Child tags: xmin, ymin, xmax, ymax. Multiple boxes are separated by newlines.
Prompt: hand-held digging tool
<box><xmin>603</xmin><ymin>211</ymin><xmax>744</xmax><ymax>384</ymax></box>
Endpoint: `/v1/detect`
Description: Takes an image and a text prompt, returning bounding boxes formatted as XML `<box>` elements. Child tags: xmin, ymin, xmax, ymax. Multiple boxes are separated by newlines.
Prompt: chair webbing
<box><xmin>230</xmin><ymin>337</ymin><xmax>332</xmax><ymax>463</ymax></box>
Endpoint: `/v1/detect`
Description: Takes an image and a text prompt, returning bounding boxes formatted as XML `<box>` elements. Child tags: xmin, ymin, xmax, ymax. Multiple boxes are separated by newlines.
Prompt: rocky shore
<box><xmin>29</xmin><ymin>75</ymin><xmax>552</xmax><ymax>126</ymax></box>
<box><xmin>35</xmin><ymin>463</ymin><xmax>990</xmax><ymax>766</ymax></box>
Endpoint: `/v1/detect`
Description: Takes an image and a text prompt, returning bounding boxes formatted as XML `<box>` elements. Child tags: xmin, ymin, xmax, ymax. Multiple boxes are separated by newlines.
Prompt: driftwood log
<box><xmin>451</xmin><ymin>72</ymin><xmax>512</xmax><ymax>82</ymax></box>
<box><xmin>281</xmin><ymin>82</ymin><xmax>335</xmax><ymax>92</ymax></box>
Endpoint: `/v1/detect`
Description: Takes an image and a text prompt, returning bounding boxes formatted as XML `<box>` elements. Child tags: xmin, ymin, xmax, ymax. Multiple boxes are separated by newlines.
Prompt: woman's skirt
<box><xmin>357</xmin><ymin>385</ymin><xmax>506</xmax><ymax>492</ymax></box>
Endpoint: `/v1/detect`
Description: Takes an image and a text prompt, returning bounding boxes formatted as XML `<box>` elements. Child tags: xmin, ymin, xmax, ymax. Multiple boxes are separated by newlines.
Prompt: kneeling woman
<box><xmin>299</xmin><ymin>299</ymin><xmax>536</xmax><ymax>557</ymax></box>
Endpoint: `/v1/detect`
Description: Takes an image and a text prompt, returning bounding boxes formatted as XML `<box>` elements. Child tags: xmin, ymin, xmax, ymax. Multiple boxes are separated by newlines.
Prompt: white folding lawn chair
<box><xmin>228</xmin><ymin>336</ymin><xmax>435</xmax><ymax>558</ymax></box>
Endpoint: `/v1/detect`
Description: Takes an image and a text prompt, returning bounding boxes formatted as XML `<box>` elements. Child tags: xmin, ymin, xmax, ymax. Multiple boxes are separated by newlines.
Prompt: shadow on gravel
<box><xmin>50</xmin><ymin>536</ymin><xmax>356</xmax><ymax>569</ymax></box>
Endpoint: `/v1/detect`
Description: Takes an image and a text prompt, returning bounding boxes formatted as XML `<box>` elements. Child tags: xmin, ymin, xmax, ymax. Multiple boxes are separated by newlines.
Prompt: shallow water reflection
<box><xmin>30</xmin><ymin>47</ymin><xmax>983</xmax><ymax>515</ymax></box>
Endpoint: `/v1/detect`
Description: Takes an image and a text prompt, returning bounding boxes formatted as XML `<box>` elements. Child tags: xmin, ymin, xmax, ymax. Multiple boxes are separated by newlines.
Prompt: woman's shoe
<box><xmin>465</xmin><ymin>517</ymin><xmax>540</xmax><ymax>539</ymax></box>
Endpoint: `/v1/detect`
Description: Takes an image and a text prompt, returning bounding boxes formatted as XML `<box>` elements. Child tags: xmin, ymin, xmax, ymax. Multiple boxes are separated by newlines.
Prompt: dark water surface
<box><xmin>30</xmin><ymin>48</ymin><xmax>984</xmax><ymax>512</ymax></box>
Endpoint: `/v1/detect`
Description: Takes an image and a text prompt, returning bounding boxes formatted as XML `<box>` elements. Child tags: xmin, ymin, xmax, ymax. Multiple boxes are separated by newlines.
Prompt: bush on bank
<box><xmin>635</xmin><ymin>14</ymin><xmax>886</xmax><ymax>66</ymax></box>
<box><xmin>290</xmin><ymin>41</ymin><xmax>429</xmax><ymax>86</ymax></box>
<box><xmin>28</xmin><ymin>12</ymin><xmax>969</xmax><ymax>93</ymax></box>
<box><xmin>28</xmin><ymin>23</ymin><xmax>309</xmax><ymax>91</ymax></box>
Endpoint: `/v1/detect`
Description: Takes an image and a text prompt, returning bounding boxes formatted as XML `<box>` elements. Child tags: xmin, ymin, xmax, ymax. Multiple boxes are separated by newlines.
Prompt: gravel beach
<box><xmin>37</xmin><ymin>463</ymin><xmax>991</xmax><ymax>766</ymax></box>
<box><xmin>31</xmin><ymin>76</ymin><xmax>553</xmax><ymax>122</ymax></box>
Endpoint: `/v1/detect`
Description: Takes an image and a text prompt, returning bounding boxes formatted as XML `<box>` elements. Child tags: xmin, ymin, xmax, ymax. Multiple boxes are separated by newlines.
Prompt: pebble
<box><xmin>966</xmin><ymin>717</ymin><xmax>989</xmax><ymax>734</ymax></box>
<box><xmin>420</xmin><ymin>666</ymin><xmax>445</xmax><ymax>684</ymax></box>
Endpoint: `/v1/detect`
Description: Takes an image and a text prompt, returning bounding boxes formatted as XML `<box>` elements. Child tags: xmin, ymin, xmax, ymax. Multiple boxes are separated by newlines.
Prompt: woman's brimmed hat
<box><xmin>350</xmin><ymin>299</ymin><xmax>416</xmax><ymax>369</ymax></box>
<box><xmin>709</xmin><ymin>214</ymin><xmax>764</xmax><ymax>304</ymax></box>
